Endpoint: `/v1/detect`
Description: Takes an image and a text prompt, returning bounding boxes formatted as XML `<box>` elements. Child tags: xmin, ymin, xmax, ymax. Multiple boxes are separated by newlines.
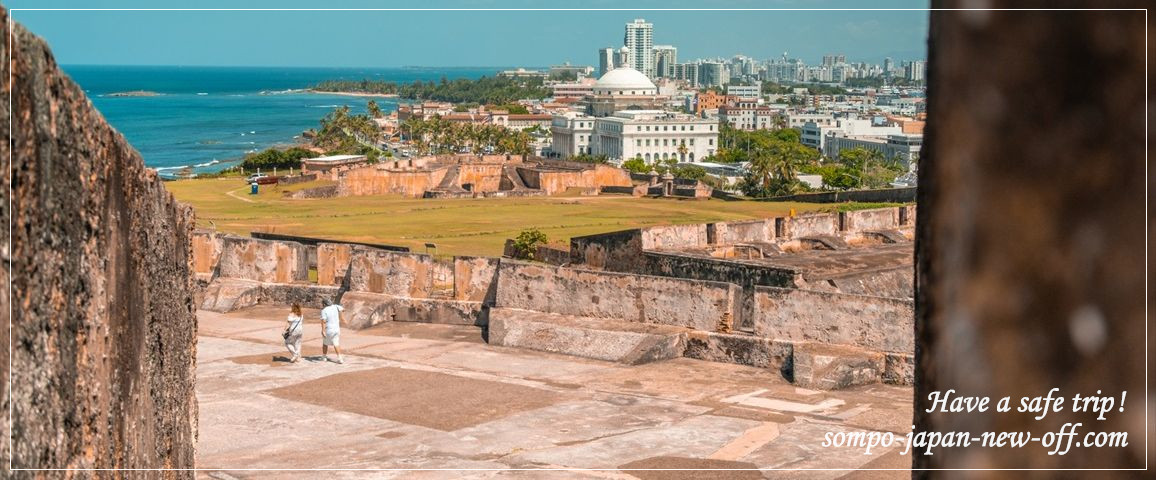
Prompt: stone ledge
<box><xmin>199</xmin><ymin>278</ymin><xmax>340</xmax><ymax>313</ymax></box>
<box><xmin>683</xmin><ymin>331</ymin><xmax>793</xmax><ymax>377</ymax></box>
<box><xmin>342</xmin><ymin>291</ymin><xmax>483</xmax><ymax>330</ymax></box>
<box><xmin>791</xmin><ymin>342</ymin><xmax>885</xmax><ymax>390</ymax></box>
<box><xmin>488</xmin><ymin>308</ymin><xmax>689</xmax><ymax>365</ymax></box>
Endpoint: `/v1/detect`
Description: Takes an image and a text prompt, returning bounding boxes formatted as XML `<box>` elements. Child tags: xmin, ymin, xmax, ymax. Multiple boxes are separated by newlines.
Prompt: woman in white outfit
<box><xmin>283</xmin><ymin>303</ymin><xmax>304</xmax><ymax>363</ymax></box>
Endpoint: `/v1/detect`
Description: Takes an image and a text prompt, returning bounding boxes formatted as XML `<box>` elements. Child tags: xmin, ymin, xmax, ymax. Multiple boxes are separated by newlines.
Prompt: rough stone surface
<box><xmin>683</xmin><ymin>331</ymin><xmax>793</xmax><ymax>375</ymax></box>
<box><xmin>5</xmin><ymin>9</ymin><xmax>197</xmax><ymax>474</ymax></box>
<box><xmin>341</xmin><ymin>291</ymin><xmax>482</xmax><ymax>330</ymax></box>
<box><xmin>489</xmin><ymin>308</ymin><xmax>689</xmax><ymax>365</ymax></box>
<box><xmin>495</xmin><ymin>261</ymin><xmax>738</xmax><ymax>331</ymax></box>
<box><xmin>792</xmin><ymin>343</ymin><xmax>885</xmax><ymax>390</ymax></box>
<box><xmin>315</xmin><ymin>242</ymin><xmax>352</xmax><ymax>287</ymax></box>
<box><xmin>883</xmin><ymin>353</ymin><xmax>914</xmax><ymax>386</ymax></box>
<box><xmin>191</xmin><ymin>229</ymin><xmax>224</xmax><ymax>275</ymax></box>
<box><xmin>914</xmin><ymin>3</ymin><xmax>1146</xmax><ymax>471</ymax></box>
<box><xmin>216</xmin><ymin>235</ymin><xmax>309</xmax><ymax>284</ymax></box>
<box><xmin>753</xmin><ymin>287</ymin><xmax>914</xmax><ymax>354</ymax></box>
<box><xmin>452</xmin><ymin>255</ymin><xmax>500</xmax><ymax>302</ymax></box>
<box><xmin>346</xmin><ymin>247</ymin><xmax>436</xmax><ymax>297</ymax></box>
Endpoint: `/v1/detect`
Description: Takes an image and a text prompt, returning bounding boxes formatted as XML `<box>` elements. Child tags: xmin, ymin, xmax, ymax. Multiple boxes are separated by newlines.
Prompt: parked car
<box><xmin>245</xmin><ymin>173</ymin><xmax>267</xmax><ymax>183</ymax></box>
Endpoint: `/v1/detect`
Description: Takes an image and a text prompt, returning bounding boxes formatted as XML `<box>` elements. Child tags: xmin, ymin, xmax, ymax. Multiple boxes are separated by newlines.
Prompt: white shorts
<box><xmin>323</xmin><ymin>331</ymin><xmax>340</xmax><ymax>347</ymax></box>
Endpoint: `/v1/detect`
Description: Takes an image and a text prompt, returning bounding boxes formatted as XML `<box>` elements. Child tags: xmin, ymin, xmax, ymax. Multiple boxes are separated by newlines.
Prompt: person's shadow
<box><xmin>270</xmin><ymin>355</ymin><xmax>326</xmax><ymax>363</ymax></box>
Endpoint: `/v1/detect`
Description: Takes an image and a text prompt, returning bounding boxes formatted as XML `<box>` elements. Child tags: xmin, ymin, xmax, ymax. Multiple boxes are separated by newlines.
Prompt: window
<box><xmin>663</xmin><ymin>139</ymin><xmax>669</xmax><ymax>146</ymax></box>
<box><xmin>645</xmin><ymin>139</ymin><xmax>651</xmax><ymax>146</ymax></box>
<box><xmin>690</xmin><ymin>139</ymin><xmax>695</xmax><ymax>145</ymax></box>
<box><xmin>636</xmin><ymin>139</ymin><xmax>642</xmax><ymax>146</ymax></box>
<box><xmin>709</xmin><ymin>139</ymin><xmax>714</xmax><ymax>145</ymax></box>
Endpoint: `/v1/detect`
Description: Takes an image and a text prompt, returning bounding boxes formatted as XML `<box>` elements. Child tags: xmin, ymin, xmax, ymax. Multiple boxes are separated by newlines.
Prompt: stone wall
<box><xmin>5</xmin><ymin>9</ymin><xmax>198</xmax><ymax>474</ymax></box>
<box><xmin>784</xmin><ymin>213</ymin><xmax>839</xmax><ymax>238</ymax></box>
<box><xmin>914</xmin><ymin>4</ymin><xmax>1146</xmax><ymax>472</ymax></box>
<box><xmin>569</xmin><ymin>229</ymin><xmax>645</xmax><ymax>271</ymax></box>
<box><xmin>717</xmin><ymin>219</ymin><xmax>774</xmax><ymax>244</ymax></box>
<box><xmin>456</xmin><ymin>164</ymin><xmax>506</xmax><ymax>192</ymax></box>
<box><xmin>453</xmin><ymin>256</ymin><xmax>500</xmax><ymax>302</ymax></box>
<box><xmin>752</xmin><ymin>287</ymin><xmax>914</xmax><ymax>354</ymax></box>
<box><xmin>531</xmin><ymin>164</ymin><xmax>632</xmax><ymax>195</ymax></box>
<box><xmin>216</xmin><ymin>236</ymin><xmax>310</xmax><ymax>284</ymax></box>
<box><xmin>316</xmin><ymin>243</ymin><xmax>353</xmax><ymax>287</ymax></box>
<box><xmin>336</xmin><ymin>165</ymin><xmax>444</xmax><ymax>197</ymax></box>
<box><xmin>640</xmin><ymin>223</ymin><xmax>709</xmax><ymax>250</ymax></box>
<box><xmin>192</xmin><ymin>229</ymin><xmax>224</xmax><ymax>275</ymax></box>
<box><xmin>347</xmin><ymin>247</ymin><xmax>436</xmax><ymax>297</ymax></box>
<box><xmin>841</xmin><ymin>208</ymin><xmax>901</xmax><ymax>232</ymax></box>
<box><xmin>495</xmin><ymin>261</ymin><xmax>739</xmax><ymax>331</ymax></box>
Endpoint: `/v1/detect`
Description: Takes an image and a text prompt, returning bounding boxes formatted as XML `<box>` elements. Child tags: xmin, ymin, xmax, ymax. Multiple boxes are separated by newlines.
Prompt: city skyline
<box><xmin>8</xmin><ymin>0</ymin><xmax>930</xmax><ymax>68</ymax></box>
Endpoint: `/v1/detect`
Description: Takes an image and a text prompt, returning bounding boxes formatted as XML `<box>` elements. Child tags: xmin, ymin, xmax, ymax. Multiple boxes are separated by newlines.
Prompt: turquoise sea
<box><xmin>62</xmin><ymin>65</ymin><xmax>505</xmax><ymax>175</ymax></box>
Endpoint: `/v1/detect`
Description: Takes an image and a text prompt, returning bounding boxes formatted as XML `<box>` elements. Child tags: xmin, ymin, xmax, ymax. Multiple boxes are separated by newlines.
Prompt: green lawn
<box><xmin>166</xmin><ymin>177</ymin><xmax>833</xmax><ymax>257</ymax></box>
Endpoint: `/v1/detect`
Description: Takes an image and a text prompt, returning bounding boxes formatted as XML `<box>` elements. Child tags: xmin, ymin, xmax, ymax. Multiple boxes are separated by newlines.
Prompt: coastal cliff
<box><xmin>2</xmin><ymin>5</ymin><xmax>199</xmax><ymax>477</ymax></box>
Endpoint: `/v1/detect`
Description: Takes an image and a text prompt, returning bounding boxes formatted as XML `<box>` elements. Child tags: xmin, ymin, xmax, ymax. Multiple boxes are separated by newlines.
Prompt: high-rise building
<box><xmin>652</xmin><ymin>45</ymin><xmax>677</xmax><ymax>78</ymax></box>
<box><xmin>624</xmin><ymin>18</ymin><xmax>654</xmax><ymax>78</ymax></box>
<box><xmin>905</xmin><ymin>60</ymin><xmax>925</xmax><ymax>82</ymax></box>
<box><xmin>699</xmin><ymin>61</ymin><xmax>730</xmax><ymax>88</ymax></box>
<box><xmin>598</xmin><ymin>47</ymin><xmax>615</xmax><ymax>77</ymax></box>
<box><xmin>883</xmin><ymin>57</ymin><xmax>894</xmax><ymax>78</ymax></box>
<box><xmin>672</xmin><ymin>62</ymin><xmax>699</xmax><ymax>87</ymax></box>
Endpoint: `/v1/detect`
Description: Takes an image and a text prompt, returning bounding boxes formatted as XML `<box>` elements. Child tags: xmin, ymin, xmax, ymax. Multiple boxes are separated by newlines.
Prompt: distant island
<box><xmin>309</xmin><ymin>75</ymin><xmax>551</xmax><ymax>104</ymax></box>
<box><xmin>105</xmin><ymin>90</ymin><xmax>161</xmax><ymax>97</ymax></box>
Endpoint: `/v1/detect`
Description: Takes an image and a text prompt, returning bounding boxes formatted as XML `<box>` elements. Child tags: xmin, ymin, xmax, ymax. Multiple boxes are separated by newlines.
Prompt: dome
<box><xmin>593</xmin><ymin>67</ymin><xmax>657</xmax><ymax>95</ymax></box>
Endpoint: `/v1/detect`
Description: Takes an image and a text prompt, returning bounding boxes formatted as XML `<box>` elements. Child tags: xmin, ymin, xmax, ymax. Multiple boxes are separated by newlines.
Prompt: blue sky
<box><xmin>7</xmin><ymin>1</ymin><xmax>930</xmax><ymax>68</ymax></box>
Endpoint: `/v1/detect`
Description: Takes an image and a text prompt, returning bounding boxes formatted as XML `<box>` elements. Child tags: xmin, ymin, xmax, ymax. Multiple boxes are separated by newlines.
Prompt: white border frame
<box><xmin>6</xmin><ymin>3</ymin><xmax>1146</xmax><ymax>476</ymax></box>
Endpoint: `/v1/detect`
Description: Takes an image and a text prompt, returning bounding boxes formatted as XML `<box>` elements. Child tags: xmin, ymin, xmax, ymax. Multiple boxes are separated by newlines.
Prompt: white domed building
<box><xmin>583</xmin><ymin>67</ymin><xmax>667</xmax><ymax>117</ymax></box>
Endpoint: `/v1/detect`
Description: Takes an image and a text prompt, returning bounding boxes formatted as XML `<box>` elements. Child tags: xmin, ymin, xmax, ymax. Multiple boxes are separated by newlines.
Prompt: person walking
<box><xmin>283</xmin><ymin>303</ymin><xmax>305</xmax><ymax>363</ymax></box>
<box><xmin>320</xmin><ymin>298</ymin><xmax>345</xmax><ymax>364</ymax></box>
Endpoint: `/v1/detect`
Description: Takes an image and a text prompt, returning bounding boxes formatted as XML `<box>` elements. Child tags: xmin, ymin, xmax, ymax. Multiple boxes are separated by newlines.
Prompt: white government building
<box><xmin>552</xmin><ymin>67</ymin><xmax>719</xmax><ymax>163</ymax></box>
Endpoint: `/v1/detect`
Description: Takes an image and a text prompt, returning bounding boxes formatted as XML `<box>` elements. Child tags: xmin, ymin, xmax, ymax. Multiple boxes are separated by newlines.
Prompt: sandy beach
<box><xmin>306</xmin><ymin>89</ymin><xmax>399</xmax><ymax>98</ymax></box>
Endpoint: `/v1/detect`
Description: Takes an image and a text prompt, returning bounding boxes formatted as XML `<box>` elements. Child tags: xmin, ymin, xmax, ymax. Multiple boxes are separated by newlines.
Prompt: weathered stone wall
<box><xmin>336</xmin><ymin>165</ymin><xmax>444</xmax><ymax>197</ymax></box>
<box><xmin>347</xmin><ymin>247</ymin><xmax>436</xmax><ymax>298</ymax></box>
<box><xmin>841</xmin><ymin>207</ymin><xmax>901</xmax><ymax>232</ymax></box>
<box><xmin>216</xmin><ymin>235</ymin><xmax>309</xmax><ymax>284</ymax></box>
<box><xmin>569</xmin><ymin>229</ymin><xmax>645</xmax><ymax>271</ymax></box>
<box><xmin>812</xmin><ymin>267</ymin><xmax>913</xmax><ymax>299</ymax></box>
<box><xmin>785</xmin><ymin>213</ymin><xmax>839</xmax><ymax>238</ymax></box>
<box><xmin>640</xmin><ymin>224</ymin><xmax>709</xmax><ymax>250</ymax></box>
<box><xmin>717</xmin><ymin>219</ymin><xmax>774</xmax><ymax>244</ymax></box>
<box><xmin>456</xmin><ymin>164</ymin><xmax>506</xmax><ymax>192</ymax></box>
<box><xmin>495</xmin><ymin>261</ymin><xmax>738</xmax><ymax>331</ymax></box>
<box><xmin>5</xmin><ymin>10</ymin><xmax>198</xmax><ymax>474</ymax></box>
<box><xmin>533</xmin><ymin>164</ymin><xmax>633</xmax><ymax>195</ymax></box>
<box><xmin>191</xmin><ymin>229</ymin><xmax>224</xmax><ymax>275</ymax></box>
<box><xmin>913</xmin><ymin>4</ymin><xmax>1146</xmax><ymax>472</ymax></box>
<box><xmin>316</xmin><ymin>243</ymin><xmax>353</xmax><ymax>287</ymax></box>
<box><xmin>453</xmin><ymin>256</ymin><xmax>500</xmax><ymax>302</ymax></box>
<box><xmin>752</xmin><ymin>287</ymin><xmax>914</xmax><ymax>354</ymax></box>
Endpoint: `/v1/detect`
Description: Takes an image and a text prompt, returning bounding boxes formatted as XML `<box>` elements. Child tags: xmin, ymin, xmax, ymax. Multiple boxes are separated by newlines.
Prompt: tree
<box><xmin>512</xmin><ymin>228</ymin><xmax>549</xmax><ymax>260</ymax></box>
<box><xmin>367</xmin><ymin>100</ymin><xmax>383</xmax><ymax>119</ymax></box>
<box><xmin>621</xmin><ymin>157</ymin><xmax>649</xmax><ymax>174</ymax></box>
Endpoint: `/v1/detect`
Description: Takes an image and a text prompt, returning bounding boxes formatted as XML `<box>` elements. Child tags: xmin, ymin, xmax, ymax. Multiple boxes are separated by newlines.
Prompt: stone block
<box><xmin>884</xmin><ymin>352</ymin><xmax>915</xmax><ymax>386</ymax></box>
<box><xmin>341</xmin><ymin>291</ymin><xmax>482</xmax><ymax>330</ymax></box>
<box><xmin>791</xmin><ymin>342</ymin><xmax>885</xmax><ymax>390</ymax></box>
<box><xmin>488</xmin><ymin>308</ymin><xmax>689</xmax><ymax>365</ymax></box>
<box><xmin>200</xmin><ymin>278</ymin><xmax>263</xmax><ymax>313</ymax></box>
<box><xmin>683</xmin><ymin>331</ymin><xmax>793</xmax><ymax>374</ymax></box>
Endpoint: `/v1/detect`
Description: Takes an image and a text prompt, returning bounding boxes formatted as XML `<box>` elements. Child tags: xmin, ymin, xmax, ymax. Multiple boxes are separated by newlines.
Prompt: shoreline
<box><xmin>306</xmin><ymin>89</ymin><xmax>399</xmax><ymax>98</ymax></box>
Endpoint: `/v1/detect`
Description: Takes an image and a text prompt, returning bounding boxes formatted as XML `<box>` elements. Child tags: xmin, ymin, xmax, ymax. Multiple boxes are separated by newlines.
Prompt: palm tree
<box><xmin>367</xmin><ymin>100</ymin><xmax>383</xmax><ymax>119</ymax></box>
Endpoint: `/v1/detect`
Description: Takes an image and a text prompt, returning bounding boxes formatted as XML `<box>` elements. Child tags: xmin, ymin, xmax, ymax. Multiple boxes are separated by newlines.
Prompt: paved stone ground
<box><xmin>195</xmin><ymin>305</ymin><xmax>913</xmax><ymax>479</ymax></box>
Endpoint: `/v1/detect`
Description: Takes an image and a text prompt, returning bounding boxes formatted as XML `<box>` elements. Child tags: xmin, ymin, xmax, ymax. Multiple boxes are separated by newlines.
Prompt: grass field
<box><xmin>166</xmin><ymin>177</ymin><xmax>840</xmax><ymax>257</ymax></box>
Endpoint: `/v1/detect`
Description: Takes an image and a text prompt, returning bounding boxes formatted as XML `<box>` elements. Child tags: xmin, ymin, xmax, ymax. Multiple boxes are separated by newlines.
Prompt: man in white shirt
<box><xmin>319</xmin><ymin>298</ymin><xmax>345</xmax><ymax>364</ymax></box>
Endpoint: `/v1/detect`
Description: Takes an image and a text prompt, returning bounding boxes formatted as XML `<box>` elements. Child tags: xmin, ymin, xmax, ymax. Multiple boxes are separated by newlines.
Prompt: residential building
<box><xmin>825</xmin><ymin>133</ymin><xmax>923</xmax><ymax>165</ymax></box>
<box><xmin>800</xmin><ymin>117</ymin><xmax>901</xmax><ymax>155</ymax></box>
<box><xmin>652</xmin><ymin>45</ymin><xmax>677</xmax><ymax>78</ymax></box>
<box><xmin>498</xmin><ymin>68</ymin><xmax>548</xmax><ymax>79</ymax></box>
<box><xmin>905</xmin><ymin>60</ymin><xmax>925</xmax><ymax>82</ymax></box>
<box><xmin>672</xmin><ymin>62</ymin><xmax>700</xmax><ymax>87</ymax></box>
<box><xmin>784</xmin><ymin>112</ymin><xmax>836</xmax><ymax>129</ymax></box>
<box><xmin>699</xmin><ymin>61</ymin><xmax>730</xmax><ymax>87</ymax></box>
<box><xmin>549</xmin><ymin>62</ymin><xmax>594</xmax><ymax>79</ymax></box>
<box><xmin>694</xmin><ymin>90</ymin><xmax>732</xmax><ymax>115</ymax></box>
<box><xmin>624</xmin><ymin>18</ymin><xmax>655</xmax><ymax>78</ymax></box>
<box><xmin>726</xmin><ymin>83</ymin><xmax>761</xmax><ymax>100</ymax></box>
<box><xmin>552</xmin><ymin>78</ymin><xmax>596</xmax><ymax>99</ymax></box>
<box><xmin>598</xmin><ymin>47</ymin><xmax>615</xmax><ymax>77</ymax></box>
<box><xmin>719</xmin><ymin>102</ymin><xmax>776</xmax><ymax>131</ymax></box>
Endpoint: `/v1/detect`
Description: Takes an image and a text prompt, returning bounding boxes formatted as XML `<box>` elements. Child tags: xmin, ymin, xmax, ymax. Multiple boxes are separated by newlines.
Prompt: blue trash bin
<box><xmin>250</xmin><ymin>183</ymin><xmax>258</xmax><ymax>195</ymax></box>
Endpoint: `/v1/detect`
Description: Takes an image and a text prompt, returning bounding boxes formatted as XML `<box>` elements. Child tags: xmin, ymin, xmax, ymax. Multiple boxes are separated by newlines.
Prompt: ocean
<box><xmin>62</xmin><ymin>65</ymin><xmax>506</xmax><ymax>175</ymax></box>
